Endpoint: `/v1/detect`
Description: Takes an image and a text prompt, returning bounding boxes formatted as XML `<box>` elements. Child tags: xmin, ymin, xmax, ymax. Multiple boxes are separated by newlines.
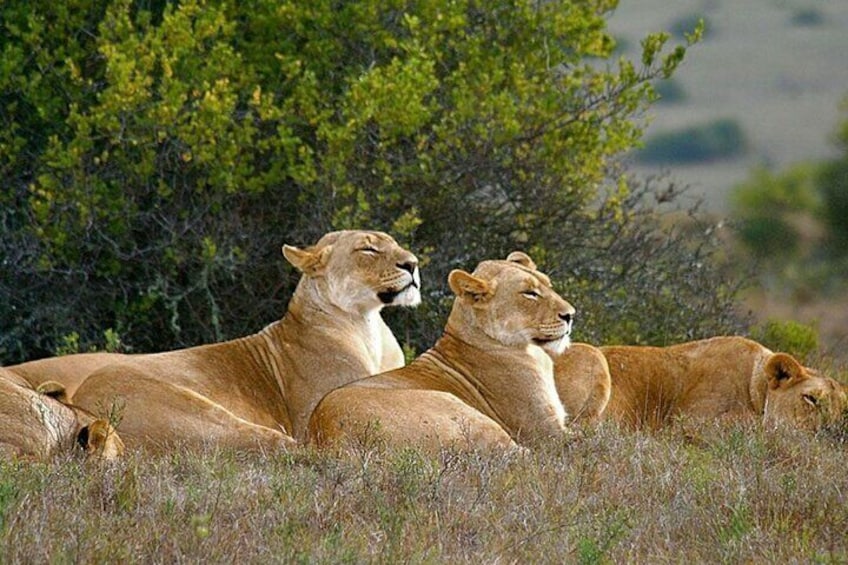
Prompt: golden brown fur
<box><xmin>593</xmin><ymin>336</ymin><xmax>847</xmax><ymax>430</ymax></box>
<box><xmin>309</xmin><ymin>252</ymin><xmax>576</xmax><ymax>451</ymax></box>
<box><xmin>553</xmin><ymin>343</ymin><xmax>612</xmax><ymax>425</ymax></box>
<box><xmin>9</xmin><ymin>353</ymin><xmax>127</xmax><ymax>399</ymax></box>
<box><xmin>0</xmin><ymin>368</ymin><xmax>124</xmax><ymax>460</ymax></box>
<box><xmin>23</xmin><ymin>231</ymin><xmax>420</xmax><ymax>451</ymax></box>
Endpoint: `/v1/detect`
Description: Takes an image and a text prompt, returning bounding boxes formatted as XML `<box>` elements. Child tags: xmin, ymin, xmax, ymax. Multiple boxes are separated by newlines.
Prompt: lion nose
<box><xmin>397</xmin><ymin>260</ymin><xmax>418</xmax><ymax>275</ymax></box>
<box><xmin>560</xmin><ymin>312</ymin><xmax>573</xmax><ymax>324</ymax></box>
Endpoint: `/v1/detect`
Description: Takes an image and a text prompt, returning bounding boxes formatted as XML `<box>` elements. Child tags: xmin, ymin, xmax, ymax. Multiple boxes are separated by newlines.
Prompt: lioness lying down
<box><xmin>555</xmin><ymin>336</ymin><xmax>847</xmax><ymax>431</ymax></box>
<box><xmin>308</xmin><ymin>252</ymin><xmax>576</xmax><ymax>451</ymax></box>
<box><xmin>0</xmin><ymin>368</ymin><xmax>123</xmax><ymax>460</ymax></box>
<box><xmin>17</xmin><ymin>231</ymin><xmax>420</xmax><ymax>451</ymax></box>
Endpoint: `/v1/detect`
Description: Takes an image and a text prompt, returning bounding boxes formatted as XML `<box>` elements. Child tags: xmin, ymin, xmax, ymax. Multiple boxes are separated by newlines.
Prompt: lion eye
<box><xmin>802</xmin><ymin>394</ymin><xmax>819</xmax><ymax>407</ymax></box>
<box><xmin>358</xmin><ymin>247</ymin><xmax>380</xmax><ymax>256</ymax></box>
<box><xmin>521</xmin><ymin>290</ymin><xmax>540</xmax><ymax>300</ymax></box>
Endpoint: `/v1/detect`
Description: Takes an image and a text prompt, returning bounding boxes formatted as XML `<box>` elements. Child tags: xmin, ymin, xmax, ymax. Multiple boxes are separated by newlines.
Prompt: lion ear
<box><xmin>448</xmin><ymin>270</ymin><xmax>495</xmax><ymax>302</ymax></box>
<box><xmin>765</xmin><ymin>353</ymin><xmax>805</xmax><ymax>390</ymax></box>
<box><xmin>282</xmin><ymin>244</ymin><xmax>333</xmax><ymax>276</ymax></box>
<box><xmin>37</xmin><ymin>381</ymin><xmax>69</xmax><ymax>403</ymax></box>
<box><xmin>506</xmin><ymin>251</ymin><xmax>536</xmax><ymax>270</ymax></box>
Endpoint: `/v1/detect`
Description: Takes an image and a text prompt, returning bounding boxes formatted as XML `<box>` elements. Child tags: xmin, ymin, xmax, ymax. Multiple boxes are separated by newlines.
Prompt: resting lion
<box><xmin>555</xmin><ymin>336</ymin><xmax>847</xmax><ymax>431</ymax></box>
<box><xmin>553</xmin><ymin>343</ymin><xmax>612</xmax><ymax>425</ymax></box>
<box><xmin>19</xmin><ymin>230</ymin><xmax>420</xmax><ymax>451</ymax></box>
<box><xmin>308</xmin><ymin>252</ymin><xmax>576</xmax><ymax>451</ymax></box>
<box><xmin>0</xmin><ymin>367</ymin><xmax>124</xmax><ymax>460</ymax></box>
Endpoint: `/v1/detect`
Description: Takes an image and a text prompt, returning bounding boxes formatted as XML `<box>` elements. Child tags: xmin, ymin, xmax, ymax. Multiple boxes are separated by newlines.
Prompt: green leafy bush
<box><xmin>637</xmin><ymin>118</ymin><xmax>748</xmax><ymax>164</ymax></box>
<box><xmin>752</xmin><ymin>319</ymin><xmax>819</xmax><ymax>361</ymax></box>
<box><xmin>0</xmin><ymin>0</ymin><xmax>734</xmax><ymax>362</ymax></box>
<box><xmin>730</xmin><ymin>164</ymin><xmax>820</xmax><ymax>258</ymax></box>
<box><xmin>790</xmin><ymin>8</ymin><xmax>825</xmax><ymax>27</ymax></box>
<box><xmin>818</xmin><ymin>98</ymin><xmax>848</xmax><ymax>254</ymax></box>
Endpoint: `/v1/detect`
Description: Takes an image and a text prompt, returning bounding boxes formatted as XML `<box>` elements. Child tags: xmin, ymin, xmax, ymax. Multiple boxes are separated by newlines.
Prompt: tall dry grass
<box><xmin>1</xmin><ymin>421</ymin><xmax>846</xmax><ymax>563</ymax></box>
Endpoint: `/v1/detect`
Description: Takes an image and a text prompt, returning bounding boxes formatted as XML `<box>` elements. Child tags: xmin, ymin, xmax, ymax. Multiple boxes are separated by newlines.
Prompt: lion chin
<box><xmin>534</xmin><ymin>335</ymin><xmax>570</xmax><ymax>356</ymax></box>
<box><xmin>378</xmin><ymin>281</ymin><xmax>421</xmax><ymax>307</ymax></box>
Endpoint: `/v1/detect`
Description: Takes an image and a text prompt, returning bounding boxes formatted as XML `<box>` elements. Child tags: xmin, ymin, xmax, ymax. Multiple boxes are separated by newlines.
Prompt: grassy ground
<box><xmin>2</xmin><ymin>421</ymin><xmax>847</xmax><ymax>563</ymax></box>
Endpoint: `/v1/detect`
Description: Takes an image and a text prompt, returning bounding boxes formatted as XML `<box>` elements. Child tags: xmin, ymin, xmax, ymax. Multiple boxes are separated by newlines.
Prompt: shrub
<box><xmin>753</xmin><ymin>319</ymin><xmax>819</xmax><ymax>361</ymax></box>
<box><xmin>790</xmin><ymin>8</ymin><xmax>825</xmax><ymax>27</ymax></box>
<box><xmin>818</xmin><ymin>159</ymin><xmax>848</xmax><ymax>253</ymax></box>
<box><xmin>637</xmin><ymin>118</ymin><xmax>748</xmax><ymax>164</ymax></box>
<box><xmin>0</xmin><ymin>0</ymin><xmax>712</xmax><ymax>362</ymax></box>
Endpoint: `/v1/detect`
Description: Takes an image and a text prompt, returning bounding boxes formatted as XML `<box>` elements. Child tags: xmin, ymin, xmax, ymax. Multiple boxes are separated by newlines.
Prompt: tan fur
<box><xmin>588</xmin><ymin>336</ymin><xmax>848</xmax><ymax>430</ymax></box>
<box><xmin>553</xmin><ymin>343</ymin><xmax>612</xmax><ymax>424</ymax></box>
<box><xmin>308</xmin><ymin>252</ymin><xmax>576</xmax><ymax>451</ymax></box>
<box><xmin>22</xmin><ymin>231</ymin><xmax>420</xmax><ymax>452</ymax></box>
<box><xmin>9</xmin><ymin>352</ymin><xmax>127</xmax><ymax>399</ymax></box>
<box><xmin>0</xmin><ymin>368</ymin><xmax>124</xmax><ymax>460</ymax></box>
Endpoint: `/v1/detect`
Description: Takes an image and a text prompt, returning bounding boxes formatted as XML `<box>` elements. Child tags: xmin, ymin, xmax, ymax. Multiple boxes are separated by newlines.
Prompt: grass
<box><xmin>2</xmin><ymin>422</ymin><xmax>847</xmax><ymax>562</ymax></box>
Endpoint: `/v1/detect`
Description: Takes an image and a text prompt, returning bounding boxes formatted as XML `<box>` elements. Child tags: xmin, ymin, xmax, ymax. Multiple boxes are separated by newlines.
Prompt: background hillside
<box><xmin>611</xmin><ymin>0</ymin><xmax>848</xmax><ymax>360</ymax></box>
<box><xmin>610</xmin><ymin>0</ymin><xmax>848</xmax><ymax>212</ymax></box>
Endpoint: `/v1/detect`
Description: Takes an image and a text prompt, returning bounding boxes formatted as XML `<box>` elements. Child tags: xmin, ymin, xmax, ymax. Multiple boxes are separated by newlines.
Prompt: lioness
<box><xmin>557</xmin><ymin>336</ymin><xmax>847</xmax><ymax>431</ymax></box>
<box><xmin>9</xmin><ymin>352</ymin><xmax>124</xmax><ymax>400</ymax></box>
<box><xmin>0</xmin><ymin>368</ymin><xmax>124</xmax><ymax>460</ymax></box>
<box><xmin>553</xmin><ymin>343</ymin><xmax>612</xmax><ymax>425</ymax></box>
<box><xmin>308</xmin><ymin>252</ymin><xmax>576</xmax><ymax>451</ymax></box>
<box><xmin>36</xmin><ymin>230</ymin><xmax>420</xmax><ymax>451</ymax></box>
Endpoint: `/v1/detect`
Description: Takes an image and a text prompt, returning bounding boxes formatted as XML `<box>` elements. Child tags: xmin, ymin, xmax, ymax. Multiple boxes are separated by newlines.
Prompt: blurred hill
<box><xmin>609</xmin><ymin>0</ymin><xmax>848</xmax><ymax>213</ymax></box>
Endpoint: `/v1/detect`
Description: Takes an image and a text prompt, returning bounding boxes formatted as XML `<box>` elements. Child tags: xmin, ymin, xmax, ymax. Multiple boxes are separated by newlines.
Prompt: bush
<box><xmin>637</xmin><ymin>118</ymin><xmax>748</xmax><ymax>164</ymax></box>
<box><xmin>0</xmin><ymin>0</ymin><xmax>715</xmax><ymax>362</ymax></box>
<box><xmin>790</xmin><ymin>8</ymin><xmax>825</xmax><ymax>27</ymax></box>
<box><xmin>819</xmin><ymin>159</ymin><xmax>848</xmax><ymax>253</ymax></box>
<box><xmin>753</xmin><ymin>319</ymin><xmax>819</xmax><ymax>361</ymax></box>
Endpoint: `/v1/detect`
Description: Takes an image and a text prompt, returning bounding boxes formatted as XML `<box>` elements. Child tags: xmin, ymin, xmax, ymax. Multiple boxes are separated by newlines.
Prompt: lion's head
<box><xmin>762</xmin><ymin>353</ymin><xmax>848</xmax><ymax>432</ymax></box>
<box><xmin>283</xmin><ymin>230</ymin><xmax>421</xmax><ymax>314</ymax></box>
<box><xmin>447</xmin><ymin>251</ymin><xmax>575</xmax><ymax>355</ymax></box>
<box><xmin>37</xmin><ymin>381</ymin><xmax>125</xmax><ymax>460</ymax></box>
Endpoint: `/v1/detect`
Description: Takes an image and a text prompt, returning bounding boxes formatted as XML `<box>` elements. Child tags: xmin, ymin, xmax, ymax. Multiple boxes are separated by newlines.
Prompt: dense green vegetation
<box><xmin>637</xmin><ymin>117</ymin><xmax>748</xmax><ymax>165</ymax></box>
<box><xmin>1</xmin><ymin>0</ymin><xmax>742</xmax><ymax>363</ymax></box>
<box><xmin>731</xmin><ymin>96</ymin><xmax>848</xmax><ymax>292</ymax></box>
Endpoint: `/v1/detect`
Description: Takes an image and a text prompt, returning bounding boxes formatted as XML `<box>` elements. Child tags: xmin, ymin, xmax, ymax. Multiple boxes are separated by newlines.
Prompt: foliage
<box><xmin>730</xmin><ymin>164</ymin><xmax>820</xmax><ymax>259</ymax></box>
<box><xmin>752</xmin><ymin>319</ymin><xmax>819</xmax><ymax>362</ymax></box>
<box><xmin>54</xmin><ymin>328</ymin><xmax>127</xmax><ymax>356</ymax></box>
<box><xmin>669</xmin><ymin>13</ymin><xmax>712</xmax><ymax>40</ymax></box>
<box><xmin>818</xmin><ymin>96</ymin><xmax>848</xmax><ymax>254</ymax></box>
<box><xmin>637</xmin><ymin>118</ymin><xmax>748</xmax><ymax>165</ymax></box>
<box><xmin>546</xmin><ymin>175</ymin><xmax>747</xmax><ymax>346</ymax></box>
<box><xmin>789</xmin><ymin>7</ymin><xmax>825</xmax><ymax>27</ymax></box>
<box><xmin>1</xmin><ymin>0</ymin><xmax>722</xmax><ymax>362</ymax></box>
<box><xmin>2</xmin><ymin>422</ymin><xmax>848</xmax><ymax>561</ymax></box>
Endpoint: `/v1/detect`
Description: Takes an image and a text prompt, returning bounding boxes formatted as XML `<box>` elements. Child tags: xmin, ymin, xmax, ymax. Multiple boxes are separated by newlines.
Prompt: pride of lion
<box><xmin>308</xmin><ymin>252</ymin><xmax>575</xmax><ymax>450</ymax></box>
<box><xmin>2</xmin><ymin>230</ymin><xmax>845</xmax><ymax>460</ymax></box>
<box><xmin>6</xmin><ymin>230</ymin><xmax>421</xmax><ymax>453</ymax></box>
